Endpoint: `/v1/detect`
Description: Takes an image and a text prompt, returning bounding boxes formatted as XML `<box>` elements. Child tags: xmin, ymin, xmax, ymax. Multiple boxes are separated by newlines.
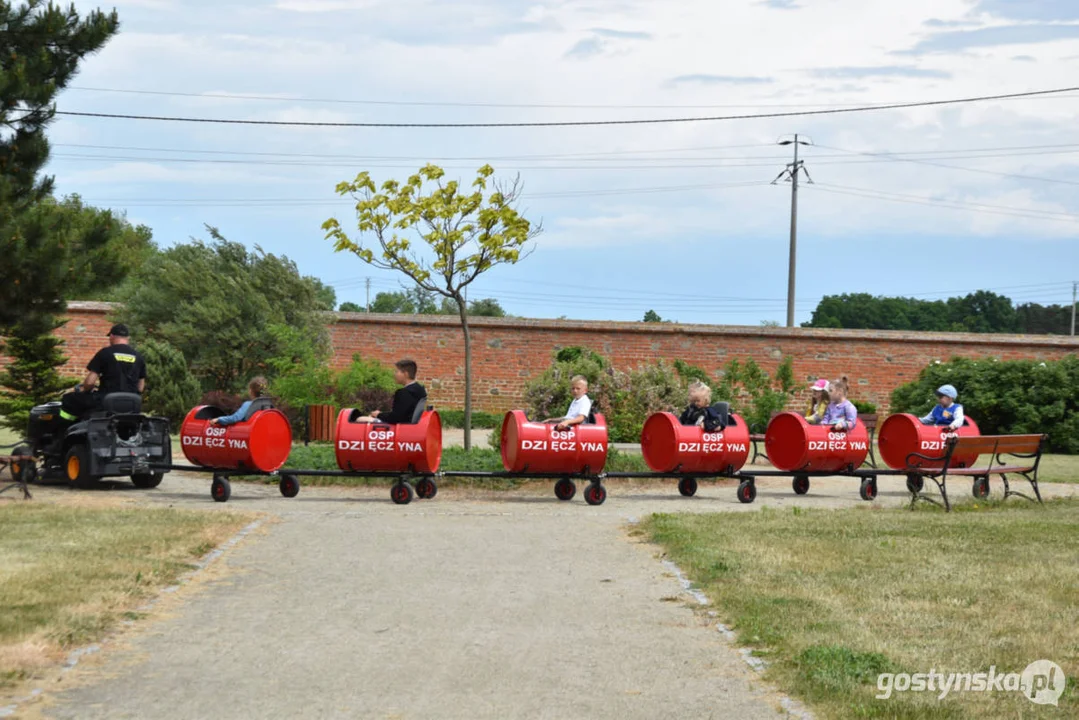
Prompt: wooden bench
<box><xmin>0</xmin><ymin>449</ymin><xmax>33</xmax><ymax>500</ymax></box>
<box><xmin>903</xmin><ymin>434</ymin><xmax>1045</xmax><ymax>512</ymax></box>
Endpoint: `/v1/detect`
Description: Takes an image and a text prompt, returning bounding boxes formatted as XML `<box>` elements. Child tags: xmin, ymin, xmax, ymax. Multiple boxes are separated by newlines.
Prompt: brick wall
<box><xmin>23</xmin><ymin>302</ymin><xmax>1076</xmax><ymax>414</ymax></box>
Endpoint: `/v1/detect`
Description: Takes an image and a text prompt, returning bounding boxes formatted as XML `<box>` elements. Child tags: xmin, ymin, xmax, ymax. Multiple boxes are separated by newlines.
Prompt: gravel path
<box><xmin>28</xmin><ymin>472</ymin><xmax>1078</xmax><ymax>719</ymax></box>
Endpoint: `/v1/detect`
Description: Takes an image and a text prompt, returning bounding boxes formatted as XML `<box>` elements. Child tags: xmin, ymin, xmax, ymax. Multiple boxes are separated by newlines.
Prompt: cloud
<box><xmin>904</xmin><ymin>23</ymin><xmax>1079</xmax><ymax>54</ymax></box>
<box><xmin>809</xmin><ymin>65</ymin><xmax>952</xmax><ymax>79</ymax></box>
<box><xmin>273</xmin><ymin>0</ymin><xmax>560</xmax><ymax>46</ymax></box>
<box><xmin>565</xmin><ymin>37</ymin><xmax>606</xmax><ymax>58</ymax></box>
<box><xmin>666</xmin><ymin>74</ymin><xmax>774</xmax><ymax>85</ymax></box>
<box><xmin>757</xmin><ymin>0</ymin><xmax>800</xmax><ymax>9</ymax></box>
<box><xmin>1012</xmin><ymin>54</ymin><xmax>1036</xmax><ymax>61</ymax></box>
<box><xmin>923</xmin><ymin>18</ymin><xmax>979</xmax><ymax>28</ymax></box>
<box><xmin>974</xmin><ymin>1</ymin><xmax>1079</xmax><ymax>22</ymax></box>
<box><xmin>590</xmin><ymin>27</ymin><xmax>652</xmax><ymax>40</ymax></box>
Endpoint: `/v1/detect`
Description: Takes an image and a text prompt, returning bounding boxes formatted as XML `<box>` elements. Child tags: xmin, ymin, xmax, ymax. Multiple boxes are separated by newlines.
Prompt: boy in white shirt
<box><xmin>544</xmin><ymin>375</ymin><xmax>592</xmax><ymax>431</ymax></box>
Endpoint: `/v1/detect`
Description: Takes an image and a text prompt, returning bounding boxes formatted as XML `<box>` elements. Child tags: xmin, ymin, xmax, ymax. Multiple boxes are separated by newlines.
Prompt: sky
<box><xmin>47</xmin><ymin>0</ymin><xmax>1079</xmax><ymax>325</ymax></box>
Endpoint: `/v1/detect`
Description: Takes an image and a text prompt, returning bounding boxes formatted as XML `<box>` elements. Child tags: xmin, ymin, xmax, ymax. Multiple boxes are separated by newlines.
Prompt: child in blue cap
<box><xmin>919</xmin><ymin>384</ymin><xmax>964</xmax><ymax>430</ymax></box>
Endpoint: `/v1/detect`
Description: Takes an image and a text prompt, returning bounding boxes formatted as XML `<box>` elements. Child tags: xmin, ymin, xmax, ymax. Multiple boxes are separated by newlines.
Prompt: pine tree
<box><xmin>0</xmin><ymin>315</ymin><xmax>69</xmax><ymax>431</ymax></box>
<box><xmin>0</xmin><ymin>2</ymin><xmax>120</xmax><ymax>432</ymax></box>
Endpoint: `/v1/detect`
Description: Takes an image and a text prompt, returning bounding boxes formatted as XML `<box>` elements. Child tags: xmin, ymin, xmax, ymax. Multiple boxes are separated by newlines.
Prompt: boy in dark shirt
<box><xmin>355</xmin><ymin>359</ymin><xmax>427</xmax><ymax>424</ymax></box>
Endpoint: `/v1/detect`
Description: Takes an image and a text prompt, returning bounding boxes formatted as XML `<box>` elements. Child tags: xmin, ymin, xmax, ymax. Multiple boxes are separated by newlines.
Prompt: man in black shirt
<box><xmin>355</xmin><ymin>359</ymin><xmax>427</xmax><ymax>424</ymax></box>
<box><xmin>60</xmin><ymin>324</ymin><xmax>147</xmax><ymax>420</ymax></box>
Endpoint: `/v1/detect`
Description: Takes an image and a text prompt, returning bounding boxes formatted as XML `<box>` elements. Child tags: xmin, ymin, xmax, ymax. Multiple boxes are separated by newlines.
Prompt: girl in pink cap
<box><xmin>805</xmin><ymin>378</ymin><xmax>830</xmax><ymax>424</ymax></box>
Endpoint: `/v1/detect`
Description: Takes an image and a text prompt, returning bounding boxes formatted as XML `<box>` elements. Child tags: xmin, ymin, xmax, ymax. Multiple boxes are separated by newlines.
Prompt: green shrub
<box><xmin>525</xmin><ymin>349</ymin><xmax>798</xmax><ymax>442</ymax></box>
<box><xmin>891</xmin><ymin>356</ymin><xmax>1079</xmax><ymax>453</ymax></box>
<box><xmin>716</xmin><ymin>357</ymin><xmax>797</xmax><ymax>432</ymax></box>
<box><xmin>437</xmin><ymin>409</ymin><xmax>503</xmax><ymax>429</ymax></box>
<box><xmin>140</xmin><ymin>338</ymin><xmax>202</xmax><ymax>427</ymax></box>
<box><xmin>332</xmin><ymin>354</ymin><xmax>395</xmax><ymax>406</ymax></box>
<box><xmin>672</xmin><ymin>357</ymin><xmax>798</xmax><ymax>432</ymax></box>
<box><xmin>524</xmin><ymin>346</ymin><xmax>620</xmax><ymax>426</ymax></box>
<box><xmin>607</xmin><ymin>362</ymin><xmax>685</xmax><ymax>443</ymax></box>
<box><xmin>851</xmin><ymin>400</ymin><xmax>877</xmax><ymax>414</ymax></box>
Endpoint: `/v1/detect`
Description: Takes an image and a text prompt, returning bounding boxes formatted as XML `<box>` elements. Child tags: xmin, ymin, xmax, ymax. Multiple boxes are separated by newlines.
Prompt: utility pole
<box><xmin>772</xmin><ymin>134</ymin><xmax>813</xmax><ymax>327</ymax></box>
<box><xmin>1072</xmin><ymin>281</ymin><xmax>1076</xmax><ymax>336</ymax></box>
<box><xmin>365</xmin><ymin>277</ymin><xmax>371</xmax><ymax>313</ymax></box>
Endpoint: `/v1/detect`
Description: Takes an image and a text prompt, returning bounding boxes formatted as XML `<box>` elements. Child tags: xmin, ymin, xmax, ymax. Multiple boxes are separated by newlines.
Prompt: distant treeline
<box><xmin>803</xmin><ymin>291</ymin><xmax>1075</xmax><ymax>335</ymax></box>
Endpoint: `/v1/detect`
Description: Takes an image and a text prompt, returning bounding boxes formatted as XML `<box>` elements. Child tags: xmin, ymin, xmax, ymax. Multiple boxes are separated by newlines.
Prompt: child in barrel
<box><xmin>819</xmin><ymin>376</ymin><xmax>857</xmax><ymax>431</ymax></box>
<box><xmin>919</xmin><ymin>384</ymin><xmax>964</xmax><ymax>430</ymax></box>
<box><xmin>211</xmin><ymin>376</ymin><xmax>268</xmax><ymax>427</ymax></box>
<box><xmin>679</xmin><ymin>381</ymin><xmax>724</xmax><ymax>431</ymax></box>
<box><xmin>355</xmin><ymin>359</ymin><xmax>428</xmax><ymax>424</ymax></box>
<box><xmin>543</xmin><ymin>375</ymin><xmax>591</xmax><ymax>431</ymax></box>
<box><xmin>804</xmin><ymin>378</ymin><xmax>829</xmax><ymax>424</ymax></box>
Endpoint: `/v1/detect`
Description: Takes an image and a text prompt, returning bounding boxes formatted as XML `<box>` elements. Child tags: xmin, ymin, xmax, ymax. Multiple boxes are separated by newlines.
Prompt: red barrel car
<box><xmin>765</xmin><ymin>411</ymin><xmax>871</xmax><ymax>474</ymax></box>
<box><xmin>335</xmin><ymin>409</ymin><xmax>443</xmax><ymax>475</ymax></box>
<box><xmin>180</xmin><ymin>400</ymin><xmax>292</xmax><ymax>473</ymax></box>
<box><xmin>500</xmin><ymin>409</ymin><xmax>608</xmax><ymax>505</ymax></box>
<box><xmin>640</xmin><ymin>411</ymin><xmax>750</xmax><ymax>496</ymax></box>
<box><xmin>878</xmin><ymin>413</ymin><xmax>981</xmax><ymax>470</ymax></box>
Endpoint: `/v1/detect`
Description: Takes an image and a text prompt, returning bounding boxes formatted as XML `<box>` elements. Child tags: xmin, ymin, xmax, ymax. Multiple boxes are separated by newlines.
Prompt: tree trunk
<box><xmin>457</xmin><ymin>296</ymin><xmax>472</xmax><ymax>451</ymax></box>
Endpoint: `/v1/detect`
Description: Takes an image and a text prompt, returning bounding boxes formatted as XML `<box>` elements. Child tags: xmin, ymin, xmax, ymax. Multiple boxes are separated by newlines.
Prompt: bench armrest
<box><xmin>904</xmin><ymin>449</ymin><xmax>947</xmax><ymax>469</ymax></box>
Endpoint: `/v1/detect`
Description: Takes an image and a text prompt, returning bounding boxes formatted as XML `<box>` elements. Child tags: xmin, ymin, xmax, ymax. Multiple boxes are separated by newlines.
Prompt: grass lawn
<box><xmin>0</xmin><ymin>426</ymin><xmax>19</xmax><ymax>449</ymax></box>
<box><xmin>644</xmin><ymin>499</ymin><xmax>1079</xmax><ymax>719</ymax></box>
<box><xmin>0</xmin><ymin>502</ymin><xmax>252</xmax><ymax>690</ymax></box>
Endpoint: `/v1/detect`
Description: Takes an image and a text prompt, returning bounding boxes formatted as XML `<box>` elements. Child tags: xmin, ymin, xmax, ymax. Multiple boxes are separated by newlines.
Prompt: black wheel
<box><xmin>554</xmin><ymin>478</ymin><xmax>577</xmax><ymax>501</ymax></box>
<box><xmin>972</xmin><ymin>476</ymin><xmax>990</xmax><ymax>500</ymax></box>
<box><xmin>415</xmin><ymin>477</ymin><xmax>438</xmax><ymax>500</ymax></box>
<box><xmin>391</xmin><ymin>482</ymin><xmax>414</xmax><ymax>505</ymax></box>
<box><xmin>64</xmin><ymin>443</ymin><xmax>92</xmax><ymax>489</ymax></box>
<box><xmin>737</xmin><ymin>480</ymin><xmax>757</xmax><ymax>504</ymax></box>
<box><xmin>10</xmin><ymin>445</ymin><xmax>34</xmax><ymax>483</ymax></box>
<box><xmin>131</xmin><ymin>472</ymin><xmax>164</xmax><ymax>489</ymax></box>
<box><xmin>792</xmin><ymin>475</ymin><xmax>810</xmax><ymax>495</ymax></box>
<box><xmin>677</xmin><ymin>477</ymin><xmax>698</xmax><ymax>497</ymax></box>
<box><xmin>906</xmin><ymin>474</ymin><xmax>924</xmax><ymax>494</ymax></box>
<box><xmin>211</xmin><ymin>476</ymin><xmax>231</xmax><ymax>503</ymax></box>
<box><xmin>279</xmin><ymin>474</ymin><xmax>300</xmax><ymax>498</ymax></box>
<box><xmin>859</xmin><ymin>477</ymin><xmax>878</xmax><ymax>502</ymax></box>
<box><xmin>584</xmin><ymin>483</ymin><xmax>607</xmax><ymax>506</ymax></box>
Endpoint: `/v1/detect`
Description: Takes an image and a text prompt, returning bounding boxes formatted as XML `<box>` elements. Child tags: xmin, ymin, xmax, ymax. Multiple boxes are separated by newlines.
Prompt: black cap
<box><xmin>107</xmin><ymin>324</ymin><xmax>130</xmax><ymax>338</ymax></box>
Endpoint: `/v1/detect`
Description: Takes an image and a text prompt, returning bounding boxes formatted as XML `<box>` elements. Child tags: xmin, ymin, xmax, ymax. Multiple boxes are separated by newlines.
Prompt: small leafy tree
<box><xmin>643</xmin><ymin>310</ymin><xmax>663</xmax><ymax>323</ymax></box>
<box><xmin>140</xmin><ymin>338</ymin><xmax>202</xmax><ymax>427</ymax></box>
<box><xmin>716</xmin><ymin>357</ymin><xmax>797</xmax><ymax>432</ymax></box>
<box><xmin>338</xmin><ymin>301</ymin><xmax>365</xmax><ymax>313</ymax></box>
<box><xmin>323</xmin><ymin>164</ymin><xmax>540</xmax><ymax>449</ymax></box>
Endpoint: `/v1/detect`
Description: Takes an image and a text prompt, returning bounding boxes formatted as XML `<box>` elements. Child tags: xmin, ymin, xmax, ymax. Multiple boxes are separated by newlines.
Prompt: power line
<box><xmin>807</xmin><ymin>182</ymin><xmax>1079</xmax><ymax>223</ymax></box>
<box><xmin>816</xmin><ymin>143</ymin><xmax>1079</xmax><ymax>187</ymax></box>
<box><xmin>81</xmin><ymin>180</ymin><xmax>771</xmax><ymax>207</ymax></box>
<box><xmin>65</xmin><ymin>85</ymin><xmax>1079</xmax><ymax>110</ymax></box>
<box><xmin>54</xmin><ymin>85</ymin><xmax>1079</xmax><ymax>129</ymax></box>
<box><xmin>52</xmin><ymin>140</ymin><xmax>1079</xmax><ymax>163</ymax></box>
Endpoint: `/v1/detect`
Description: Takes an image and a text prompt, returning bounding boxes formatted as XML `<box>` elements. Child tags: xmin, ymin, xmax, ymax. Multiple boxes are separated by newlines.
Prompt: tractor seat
<box><xmin>712</xmin><ymin>401</ymin><xmax>730</xmax><ymax>429</ymax></box>
<box><xmin>241</xmin><ymin>397</ymin><xmax>274</xmax><ymax>422</ymax></box>
<box><xmin>101</xmin><ymin>393</ymin><xmax>142</xmax><ymax>415</ymax></box>
<box><xmin>410</xmin><ymin>398</ymin><xmax>427</xmax><ymax>424</ymax></box>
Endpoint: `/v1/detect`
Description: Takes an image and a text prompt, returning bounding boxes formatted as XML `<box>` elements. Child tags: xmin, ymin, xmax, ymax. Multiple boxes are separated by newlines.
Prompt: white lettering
<box><xmin>522</xmin><ymin>440</ymin><xmax>547</xmax><ymax>451</ymax></box>
<box><xmin>397</xmin><ymin>442</ymin><xmax>422</xmax><ymax>452</ymax></box>
<box><xmin>581</xmin><ymin>442</ymin><xmax>606</xmax><ymax>452</ymax></box>
<box><xmin>205</xmin><ymin>426</ymin><xmax>226</xmax><ymax>437</ymax></box>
